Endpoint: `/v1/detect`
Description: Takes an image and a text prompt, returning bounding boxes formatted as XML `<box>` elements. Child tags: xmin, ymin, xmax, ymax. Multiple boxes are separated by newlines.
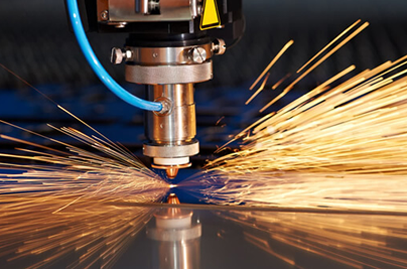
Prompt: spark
<box><xmin>187</xmin><ymin>56</ymin><xmax>407</xmax><ymax>210</ymax></box>
<box><xmin>0</xmin><ymin>122</ymin><xmax>169</xmax><ymax>268</ymax></box>
<box><xmin>249</xmin><ymin>40</ymin><xmax>294</xmax><ymax>91</ymax></box>
<box><xmin>245</xmin><ymin>72</ymin><xmax>271</xmax><ymax>105</ymax></box>
<box><xmin>296</xmin><ymin>19</ymin><xmax>362</xmax><ymax>74</ymax></box>
<box><xmin>218</xmin><ymin>210</ymin><xmax>407</xmax><ymax>269</ymax></box>
<box><xmin>260</xmin><ymin>21</ymin><xmax>369</xmax><ymax>113</ymax></box>
<box><xmin>180</xmin><ymin>20</ymin><xmax>407</xmax><ymax>216</ymax></box>
<box><xmin>0</xmin><ymin>65</ymin><xmax>169</xmax><ymax>267</ymax></box>
<box><xmin>272</xmin><ymin>72</ymin><xmax>291</xmax><ymax>90</ymax></box>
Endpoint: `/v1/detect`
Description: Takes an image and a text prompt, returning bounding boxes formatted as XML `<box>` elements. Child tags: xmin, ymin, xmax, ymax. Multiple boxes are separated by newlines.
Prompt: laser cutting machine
<box><xmin>66</xmin><ymin>0</ymin><xmax>244</xmax><ymax>179</ymax></box>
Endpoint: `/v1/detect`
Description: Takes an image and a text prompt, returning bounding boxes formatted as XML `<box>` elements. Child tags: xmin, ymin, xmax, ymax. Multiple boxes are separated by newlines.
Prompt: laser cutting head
<box><xmin>68</xmin><ymin>0</ymin><xmax>244</xmax><ymax>178</ymax></box>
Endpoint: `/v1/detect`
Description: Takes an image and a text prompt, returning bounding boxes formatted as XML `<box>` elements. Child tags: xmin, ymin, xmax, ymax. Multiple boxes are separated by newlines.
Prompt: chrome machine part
<box><xmin>125</xmin><ymin>62</ymin><xmax>212</xmax><ymax>85</ymax></box>
<box><xmin>110</xmin><ymin>47</ymin><xmax>133</xmax><ymax>65</ymax></box>
<box><xmin>144</xmin><ymin>84</ymin><xmax>199</xmax><ymax>178</ymax></box>
<box><xmin>124</xmin><ymin>44</ymin><xmax>214</xmax><ymax>85</ymax></box>
<box><xmin>70</xmin><ymin>0</ymin><xmax>244</xmax><ymax>178</ymax></box>
<box><xmin>117</xmin><ymin>42</ymin><xmax>217</xmax><ymax>178</ymax></box>
<box><xmin>126</xmin><ymin>44</ymin><xmax>213</xmax><ymax>65</ymax></box>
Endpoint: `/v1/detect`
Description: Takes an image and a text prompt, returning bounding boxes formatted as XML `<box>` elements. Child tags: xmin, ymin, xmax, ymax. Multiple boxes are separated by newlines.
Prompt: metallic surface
<box><xmin>123</xmin><ymin>42</ymin><xmax>215</xmax><ymax>172</ymax></box>
<box><xmin>212</xmin><ymin>39</ymin><xmax>227</xmax><ymax>55</ymax></box>
<box><xmin>147</xmin><ymin>195</ymin><xmax>201</xmax><ymax>269</ymax></box>
<box><xmin>111</xmin><ymin>47</ymin><xmax>133</xmax><ymax>65</ymax></box>
<box><xmin>144</xmin><ymin>84</ymin><xmax>198</xmax><ymax>174</ymax></box>
<box><xmin>144</xmin><ymin>84</ymin><xmax>197</xmax><ymax>146</ymax></box>
<box><xmin>125</xmin><ymin>62</ymin><xmax>213</xmax><ymax>85</ymax></box>
<box><xmin>110</xmin><ymin>47</ymin><xmax>124</xmax><ymax>64</ymax></box>
<box><xmin>136</xmin><ymin>0</ymin><xmax>149</xmax><ymax>14</ymax></box>
<box><xmin>165</xmin><ymin>167</ymin><xmax>179</xmax><ymax>179</ymax></box>
<box><xmin>144</xmin><ymin>143</ymin><xmax>199</xmax><ymax>158</ymax></box>
<box><xmin>189</xmin><ymin>47</ymin><xmax>207</xmax><ymax>64</ymax></box>
<box><xmin>126</xmin><ymin>44</ymin><xmax>213</xmax><ymax>66</ymax></box>
<box><xmin>103</xmin><ymin>0</ymin><xmax>195</xmax><ymax>22</ymax></box>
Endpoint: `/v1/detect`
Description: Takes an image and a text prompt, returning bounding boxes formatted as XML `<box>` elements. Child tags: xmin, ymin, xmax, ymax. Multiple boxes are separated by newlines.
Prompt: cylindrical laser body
<box><xmin>145</xmin><ymin>84</ymin><xmax>196</xmax><ymax>143</ymax></box>
<box><xmin>144</xmin><ymin>84</ymin><xmax>199</xmax><ymax>165</ymax></box>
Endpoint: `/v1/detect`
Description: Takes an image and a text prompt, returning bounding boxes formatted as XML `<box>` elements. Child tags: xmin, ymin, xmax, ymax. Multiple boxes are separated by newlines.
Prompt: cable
<box><xmin>66</xmin><ymin>0</ymin><xmax>162</xmax><ymax>112</ymax></box>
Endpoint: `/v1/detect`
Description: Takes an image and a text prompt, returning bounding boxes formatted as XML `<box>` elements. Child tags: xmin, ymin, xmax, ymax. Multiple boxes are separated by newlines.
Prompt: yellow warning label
<box><xmin>200</xmin><ymin>0</ymin><xmax>221</xmax><ymax>30</ymax></box>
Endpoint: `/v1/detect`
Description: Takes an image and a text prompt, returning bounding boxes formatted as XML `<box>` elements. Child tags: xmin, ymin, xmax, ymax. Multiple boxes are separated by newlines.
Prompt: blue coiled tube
<box><xmin>66</xmin><ymin>0</ymin><xmax>162</xmax><ymax>112</ymax></box>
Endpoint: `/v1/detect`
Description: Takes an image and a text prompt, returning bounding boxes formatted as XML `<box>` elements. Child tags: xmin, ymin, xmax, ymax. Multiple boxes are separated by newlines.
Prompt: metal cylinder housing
<box><xmin>144</xmin><ymin>84</ymin><xmax>199</xmax><ymax>160</ymax></box>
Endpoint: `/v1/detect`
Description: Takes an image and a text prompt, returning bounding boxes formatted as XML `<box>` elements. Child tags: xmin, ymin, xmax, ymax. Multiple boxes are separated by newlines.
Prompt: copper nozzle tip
<box><xmin>167</xmin><ymin>193</ymin><xmax>180</xmax><ymax>204</ymax></box>
<box><xmin>166</xmin><ymin>167</ymin><xmax>179</xmax><ymax>179</ymax></box>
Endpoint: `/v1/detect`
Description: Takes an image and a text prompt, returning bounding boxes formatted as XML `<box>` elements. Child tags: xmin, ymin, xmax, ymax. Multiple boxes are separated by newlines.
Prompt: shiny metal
<box><xmin>152</xmin><ymin>162</ymin><xmax>192</xmax><ymax>179</ymax></box>
<box><xmin>125</xmin><ymin>62</ymin><xmax>213</xmax><ymax>84</ymax></box>
<box><xmin>103</xmin><ymin>0</ymin><xmax>194</xmax><ymax>22</ymax></box>
<box><xmin>100</xmin><ymin>10</ymin><xmax>109</xmax><ymax>21</ymax></box>
<box><xmin>112</xmin><ymin>22</ymin><xmax>127</xmax><ymax>28</ymax></box>
<box><xmin>110</xmin><ymin>47</ymin><xmax>124</xmax><ymax>65</ymax></box>
<box><xmin>212</xmin><ymin>39</ymin><xmax>227</xmax><ymax>55</ymax></box>
<box><xmin>144</xmin><ymin>143</ymin><xmax>199</xmax><ymax>158</ymax></box>
<box><xmin>189</xmin><ymin>47</ymin><xmax>207</xmax><ymax>64</ymax></box>
<box><xmin>124</xmin><ymin>43</ymin><xmax>214</xmax><ymax>173</ymax></box>
<box><xmin>147</xmin><ymin>194</ymin><xmax>201</xmax><ymax>269</ymax></box>
<box><xmin>166</xmin><ymin>167</ymin><xmax>179</xmax><ymax>179</ymax></box>
<box><xmin>144</xmin><ymin>84</ymin><xmax>199</xmax><ymax>170</ymax></box>
<box><xmin>190</xmin><ymin>0</ymin><xmax>200</xmax><ymax>18</ymax></box>
<box><xmin>145</xmin><ymin>84</ymin><xmax>196</xmax><ymax>144</ymax></box>
<box><xmin>136</xmin><ymin>0</ymin><xmax>150</xmax><ymax>14</ymax></box>
<box><xmin>110</xmin><ymin>47</ymin><xmax>133</xmax><ymax>65</ymax></box>
<box><xmin>127</xmin><ymin>44</ymin><xmax>213</xmax><ymax>65</ymax></box>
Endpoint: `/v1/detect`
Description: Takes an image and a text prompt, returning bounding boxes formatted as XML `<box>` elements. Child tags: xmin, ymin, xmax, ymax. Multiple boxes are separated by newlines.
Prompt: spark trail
<box><xmin>0</xmin><ymin>90</ymin><xmax>169</xmax><ymax>268</ymax></box>
<box><xmin>0</xmin><ymin>123</ymin><xmax>169</xmax><ymax>268</ymax></box>
<box><xmin>180</xmin><ymin>20</ymin><xmax>407</xmax><ymax>213</ymax></box>
<box><xmin>0</xmin><ymin>122</ymin><xmax>169</xmax><ymax>268</ymax></box>
<box><xmin>218</xmin><ymin>210</ymin><xmax>407</xmax><ymax>269</ymax></box>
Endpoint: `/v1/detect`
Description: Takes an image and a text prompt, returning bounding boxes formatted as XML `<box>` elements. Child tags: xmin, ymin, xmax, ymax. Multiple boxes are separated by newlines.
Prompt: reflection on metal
<box><xmin>0</xmin><ymin>198</ymin><xmax>155</xmax><ymax>269</ymax></box>
<box><xmin>182</xmin><ymin>171</ymin><xmax>407</xmax><ymax>213</ymax></box>
<box><xmin>147</xmin><ymin>194</ymin><xmax>202</xmax><ymax>269</ymax></box>
<box><xmin>0</xmin><ymin>123</ymin><xmax>169</xmax><ymax>268</ymax></box>
<box><xmin>218</xmin><ymin>210</ymin><xmax>407</xmax><ymax>269</ymax></box>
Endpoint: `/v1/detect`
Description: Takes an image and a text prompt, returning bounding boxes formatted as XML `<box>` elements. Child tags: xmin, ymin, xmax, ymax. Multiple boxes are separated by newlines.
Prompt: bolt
<box><xmin>110</xmin><ymin>47</ymin><xmax>128</xmax><ymax>65</ymax></box>
<box><xmin>212</xmin><ymin>39</ymin><xmax>227</xmax><ymax>55</ymax></box>
<box><xmin>100</xmin><ymin>10</ymin><xmax>109</xmax><ymax>21</ymax></box>
<box><xmin>190</xmin><ymin>47</ymin><xmax>207</xmax><ymax>64</ymax></box>
<box><xmin>197</xmin><ymin>5</ymin><xmax>203</xmax><ymax>15</ymax></box>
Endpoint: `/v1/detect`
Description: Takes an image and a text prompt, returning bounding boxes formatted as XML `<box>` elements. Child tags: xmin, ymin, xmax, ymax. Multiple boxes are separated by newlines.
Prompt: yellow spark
<box><xmin>0</xmin><ymin>123</ymin><xmax>169</xmax><ymax>268</ymax></box>
<box><xmin>260</xmin><ymin>21</ymin><xmax>369</xmax><ymax>113</ymax></box>
<box><xmin>0</xmin><ymin>64</ymin><xmax>169</xmax><ymax>267</ymax></box>
<box><xmin>272</xmin><ymin>72</ymin><xmax>291</xmax><ymax>90</ymax></box>
<box><xmin>249</xmin><ymin>40</ymin><xmax>294</xmax><ymax>91</ymax></box>
<box><xmin>246</xmin><ymin>72</ymin><xmax>271</xmax><ymax>105</ymax></box>
<box><xmin>296</xmin><ymin>19</ymin><xmax>362</xmax><ymax>74</ymax></box>
<box><xmin>219</xmin><ymin>210</ymin><xmax>407</xmax><ymax>269</ymax></box>
<box><xmin>181</xmin><ymin>21</ymin><xmax>407</xmax><ymax>218</ymax></box>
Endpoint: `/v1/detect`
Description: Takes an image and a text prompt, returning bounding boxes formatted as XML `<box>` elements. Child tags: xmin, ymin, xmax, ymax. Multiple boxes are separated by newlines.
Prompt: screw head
<box><xmin>212</xmin><ymin>39</ymin><xmax>227</xmax><ymax>55</ymax></box>
<box><xmin>100</xmin><ymin>10</ymin><xmax>109</xmax><ymax>21</ymax></box>
<box><xmin>110</xmin><ymin>47</ymin><xmax>124</xmax><ymax>65</ymax></box>
<box><xmin>190</xmin><ymin>47</ymin><xmax>207</xmax><ymax>64</ymax></box>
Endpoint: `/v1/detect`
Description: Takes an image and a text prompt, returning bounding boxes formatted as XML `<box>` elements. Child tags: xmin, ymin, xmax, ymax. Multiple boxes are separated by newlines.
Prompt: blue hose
<box><xmin>66</xmin><ymin>0</ymin><xmax>163</xmax><ymax>112</ymax></box>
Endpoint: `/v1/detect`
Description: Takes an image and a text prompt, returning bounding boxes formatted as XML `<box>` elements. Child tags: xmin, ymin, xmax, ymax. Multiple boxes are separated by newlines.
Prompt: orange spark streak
<box><xmin>296</xmin><ymin>19</ymin><xmax>361</xmax><ymax>74</ymax></box>
<box><xmin>249</xmin><ymin>40</ymin><xmax>294</xmax><ymax>91</ymax></box>
<box><xmin>272</xmin><ymin>73</ymin><xmax>291</xmax><ymax>90</ymax></box>
<box><xmin>246</xmin><ymin>72</ymin><xmax>271</xmax><ymax>105</ymax></box>
<box><xmin>260</xmin><ymin>22</ymin><xmax>369</xmax><ymax>113</ymax></box>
